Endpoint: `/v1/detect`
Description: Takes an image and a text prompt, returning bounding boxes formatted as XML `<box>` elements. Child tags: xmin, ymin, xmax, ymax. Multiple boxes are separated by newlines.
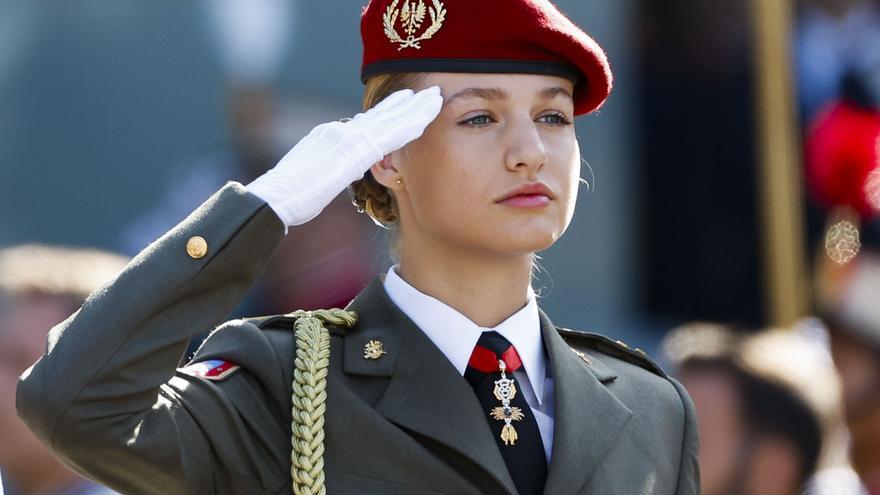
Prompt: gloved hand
<box><xmin>246</xmin><ymin>86</ymin><xmax>443</xmax><ymax>228</ymax></box>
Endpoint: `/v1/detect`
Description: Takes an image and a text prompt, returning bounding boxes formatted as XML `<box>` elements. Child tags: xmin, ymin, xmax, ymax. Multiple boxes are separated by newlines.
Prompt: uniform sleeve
<box><xmin>672</xmin><ymin>378</ymin><xmax>701</xmax><ymax>495</ymax></box>
<box><xmin>16</xmin><ymin>182</ymin><xmax>291</xmax><ymax>495</ymax></box>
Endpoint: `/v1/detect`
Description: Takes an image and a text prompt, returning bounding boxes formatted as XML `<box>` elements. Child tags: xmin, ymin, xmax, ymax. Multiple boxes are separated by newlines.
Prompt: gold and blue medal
<box><xmin>489</xmin><ymin>359</ymin><xmax>525</xmax><ymax>446</ymax></box>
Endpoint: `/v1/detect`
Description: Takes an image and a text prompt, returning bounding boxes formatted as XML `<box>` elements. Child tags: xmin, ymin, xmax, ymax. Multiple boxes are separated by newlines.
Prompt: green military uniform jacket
<box><xmin>17</xmin><ymin>183</ymin><xmax>699</xmax><ymax>495</ymax></box>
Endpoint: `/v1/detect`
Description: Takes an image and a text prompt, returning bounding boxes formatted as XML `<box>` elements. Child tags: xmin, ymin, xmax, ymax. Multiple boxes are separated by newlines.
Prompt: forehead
<box><xmin>415</xmin><ymin>72</ymin><xmax>575</xmax><ymax>96</ymax></box>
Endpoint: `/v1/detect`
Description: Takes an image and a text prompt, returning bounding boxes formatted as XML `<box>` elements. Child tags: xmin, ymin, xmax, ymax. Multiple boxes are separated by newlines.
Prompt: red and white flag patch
<box><xmin>180</xmin><ymin>359</ymin><xmax>241</xmax><ymax>381</ymax></box>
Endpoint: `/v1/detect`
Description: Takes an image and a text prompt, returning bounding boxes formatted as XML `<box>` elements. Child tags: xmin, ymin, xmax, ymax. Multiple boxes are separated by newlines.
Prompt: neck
<box><xmin>397</xmin><ymin>237</ymin><xmax>533</xmax><ymax>328</ymax></box>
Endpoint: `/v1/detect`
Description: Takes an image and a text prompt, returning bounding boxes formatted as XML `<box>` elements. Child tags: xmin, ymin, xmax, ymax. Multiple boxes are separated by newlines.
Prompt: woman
<box><xmin>17</xmin><ymin>1</ymin><xmax>699</xmax><ymax>494</ymax></box>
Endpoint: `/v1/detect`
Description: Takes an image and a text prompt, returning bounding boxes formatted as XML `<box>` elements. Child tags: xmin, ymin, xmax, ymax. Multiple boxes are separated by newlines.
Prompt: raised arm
<box><xmin>17</xmin><ymin>184</ymin><xmax>285</xmax><ymax>494</ymax></box>
<box><xmin>16</xmin><ymin>88</ymin><xmax>442</xmax><ymax>494</ymax></box>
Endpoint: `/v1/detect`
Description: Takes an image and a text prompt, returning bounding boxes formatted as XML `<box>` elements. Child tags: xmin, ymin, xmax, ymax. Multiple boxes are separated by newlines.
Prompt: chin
<box><xmin>483</xmin><ymin>226</ymin><xmax>561</xmax><ymax>254</ymax></box>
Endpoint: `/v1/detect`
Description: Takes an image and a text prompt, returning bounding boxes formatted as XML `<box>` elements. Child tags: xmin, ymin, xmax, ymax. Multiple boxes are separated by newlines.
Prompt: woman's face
<box><xmin>380</xmin><ymin>72</ymin><xmax>581</xmax><ymax>256</ymax></box>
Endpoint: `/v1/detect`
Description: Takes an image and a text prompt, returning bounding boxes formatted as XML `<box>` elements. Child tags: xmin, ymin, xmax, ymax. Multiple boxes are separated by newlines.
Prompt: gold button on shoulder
<box><xmin>615</xmin><ymin>340</ymin><xmax>629</xmax><ymax>349</ymax></box>
<box><xmin>186</xmin><ymin>236</ymin><xmax>208</xmax><ymax>259</ymax></box>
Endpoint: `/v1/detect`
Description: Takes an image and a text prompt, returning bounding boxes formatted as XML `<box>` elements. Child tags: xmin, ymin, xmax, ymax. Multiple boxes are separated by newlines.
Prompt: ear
<box><xmin>370</xmin><ymin>153</ymin><xmax>404</xmax><ymax>191</ymax></box>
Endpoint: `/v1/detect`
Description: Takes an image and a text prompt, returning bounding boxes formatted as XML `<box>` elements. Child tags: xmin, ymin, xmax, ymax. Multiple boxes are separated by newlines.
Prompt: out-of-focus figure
<box><xmin>664</xmin><ymin>322</ymin><xmax>865</xmax><ymax>495</ymax></box>
<box><xmin>820</xmin><ymin>247</ymin><xmax>880</xmax><ymax>490</ymax></box>
<box><xmin>795</xmin><ymin>0</ymin><xmax>880</xmax><ymax>121</ymax></box>
<box><xmin>117</xmin><ymin>83</ymin><xmax>378</xmax><ymax>317</ymax></box>
<box><xmin>805</xmin><ymin>66</ymin><xmax>880</xmax><ymax>492</ymax></box>
<box><xmin>119</xmin><ymin>0</ymin><xmax>377</xmax><ymax>317</ymax></box>
<box><xmin>0</xmin><ymin>245</ymin><xmax>127</xmax><ymax>495</ymax></box>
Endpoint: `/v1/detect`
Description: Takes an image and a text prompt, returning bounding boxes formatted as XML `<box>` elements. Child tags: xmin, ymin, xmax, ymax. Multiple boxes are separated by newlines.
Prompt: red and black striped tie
<box><xmin>465</xmin><ymin>331</ymin><xmax>547</xmax><ymax>495</ymax></box>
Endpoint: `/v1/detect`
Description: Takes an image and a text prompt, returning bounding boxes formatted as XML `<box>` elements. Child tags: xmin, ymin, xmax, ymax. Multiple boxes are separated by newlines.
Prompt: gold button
<box><xmin>616</xmin><ymin>340</ymin><xmax>629</xmax><ymax>349</ymax></box>
<box><xmin>186</xmin><ymin>236</ymin><xmax>208</xmax><ymax>259</ymax></box>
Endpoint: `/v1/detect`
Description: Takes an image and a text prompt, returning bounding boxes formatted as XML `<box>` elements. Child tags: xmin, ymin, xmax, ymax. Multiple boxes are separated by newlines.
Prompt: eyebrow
<box><xmin>539</xmin><ymin>86</ymin><xmax>574</xmax><ymax>102</ymax></box>
<box><xmin>447</xmin><ymin>87</ymin><xmax>510</xmax><ymax>103</ymax></box>
<box><xmin>445</xmin><ymin>86</ymin><xmax>573</xmax><ymax>104</ymax></box>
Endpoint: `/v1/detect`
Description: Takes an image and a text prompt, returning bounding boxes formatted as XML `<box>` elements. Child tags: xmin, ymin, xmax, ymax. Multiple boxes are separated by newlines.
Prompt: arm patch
<box><xmin>179</xmin><ymin>359</ymin><xmax>241</xmax><ymax>381</ymax></box>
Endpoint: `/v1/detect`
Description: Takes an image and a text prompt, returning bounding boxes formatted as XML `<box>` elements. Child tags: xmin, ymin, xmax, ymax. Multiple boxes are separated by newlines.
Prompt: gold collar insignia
<box><xmin>363</xmin><ymin>340</ymin><xmax>388</xmax><ymax>360</ymax></box>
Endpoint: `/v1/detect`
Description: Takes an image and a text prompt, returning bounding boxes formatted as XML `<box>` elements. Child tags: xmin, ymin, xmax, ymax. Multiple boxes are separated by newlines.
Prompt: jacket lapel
<box><xmin>540</xmin><ymin>311</ymin><xmax>633</xmax><ymax>494</ymax></box>
<box><xmin>344</xmin><ymin>279</ymin><xmax>518</xmax><ymax>495</ymax></box>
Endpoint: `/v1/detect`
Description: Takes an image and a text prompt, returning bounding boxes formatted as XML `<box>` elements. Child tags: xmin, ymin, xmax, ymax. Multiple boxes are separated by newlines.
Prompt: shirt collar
<box><xmin>383</xmin><ymin>266</ymin><xmax>546</xmax><ymax>404</ymax></box>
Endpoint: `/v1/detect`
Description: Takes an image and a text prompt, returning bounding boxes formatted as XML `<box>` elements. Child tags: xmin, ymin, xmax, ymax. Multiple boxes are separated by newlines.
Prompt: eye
<box><xmin>538</xmin><ymin>112</ymin><xmax>572</xmax><ymax>126</ymax></box>
<box><xmin>458</xmin><ymin>114</ymin><xmax>495</xmax><ymax>128</ymax></box>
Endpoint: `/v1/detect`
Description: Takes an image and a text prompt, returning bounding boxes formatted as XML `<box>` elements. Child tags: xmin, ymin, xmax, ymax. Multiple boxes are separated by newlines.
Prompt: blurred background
<box><xmin>1</xmin><ymin>0</ymin><xmax>879</xmax><ymax>494</ymax></box>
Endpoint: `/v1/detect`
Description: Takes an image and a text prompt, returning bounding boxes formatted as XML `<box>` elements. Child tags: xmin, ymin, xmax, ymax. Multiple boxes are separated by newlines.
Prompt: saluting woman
<box><xmin>17</xmin><ymin>1</ymin><xmax>699</xmax><ymax>494</ymax></box>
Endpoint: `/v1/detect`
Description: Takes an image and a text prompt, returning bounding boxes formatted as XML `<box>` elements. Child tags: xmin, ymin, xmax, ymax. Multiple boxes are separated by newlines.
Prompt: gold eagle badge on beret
<box><xmin>383</xmin><ymin>0</ymin><xmax>446</xmax><ymax>50</ymax></box>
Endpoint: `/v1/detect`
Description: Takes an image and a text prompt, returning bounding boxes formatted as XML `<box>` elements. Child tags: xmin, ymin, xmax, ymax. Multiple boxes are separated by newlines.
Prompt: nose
<box><xmin>503</xmin><ymin>118</ymin><xmax>547</xmax><ymax>176</ymax></box>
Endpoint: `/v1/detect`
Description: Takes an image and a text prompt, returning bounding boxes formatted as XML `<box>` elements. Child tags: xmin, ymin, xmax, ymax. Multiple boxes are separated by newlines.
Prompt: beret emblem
<box><xmin>383</xmin><ymin>0</ymin><xmax>446</xmax><ymax>51</ymax></box>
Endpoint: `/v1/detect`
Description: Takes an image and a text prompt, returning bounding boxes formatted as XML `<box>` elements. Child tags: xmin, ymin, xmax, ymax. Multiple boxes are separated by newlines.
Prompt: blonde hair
<box><xmin>349</xmin><ymin>72</ymin><xmax>426</xmax><ymax>226</ymax></box>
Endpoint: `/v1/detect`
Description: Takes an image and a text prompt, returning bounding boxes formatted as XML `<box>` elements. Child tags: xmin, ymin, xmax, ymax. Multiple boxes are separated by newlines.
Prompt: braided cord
<box><xmin>289</xmin><ymin>309</ymin><xmax>358</xmax><ymax>495</ymax></box>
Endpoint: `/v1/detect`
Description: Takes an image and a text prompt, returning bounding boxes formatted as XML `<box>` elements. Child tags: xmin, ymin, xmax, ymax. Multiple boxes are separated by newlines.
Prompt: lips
<box><xmin>496</xmin><ymin>183</ymin><xmax>555</xmax><ymax>206</ymax></box>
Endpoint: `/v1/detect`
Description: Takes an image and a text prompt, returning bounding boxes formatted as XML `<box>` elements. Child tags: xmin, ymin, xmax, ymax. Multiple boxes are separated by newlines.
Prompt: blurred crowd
<box><xmin>656</xmin><ymin>1</ymin><xmax>880</xmax><ymax>493</ymax></box>
<box><xmin>2</xmin><ymin>0</ymin><xmax>880</xmax><ymax>494</ymax></box>
<box><xmin>0</xmin><ymin>246</ymin><xmax>127</xmax><ymax>495</ymax></box>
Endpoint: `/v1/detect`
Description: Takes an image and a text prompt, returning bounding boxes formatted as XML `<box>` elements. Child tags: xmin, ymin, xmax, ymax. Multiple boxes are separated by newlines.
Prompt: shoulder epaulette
<box><xmin>242</xmin><ymin>314</ymin><xmax>297</xmax><ymax>329</ymax></box>
<box><xmin>556</xmin><ymin>327</ymin><xmax>667</xmax><ymax>378</ymax></box>
<box><xmin>241</xmin><ymin>311</ymin><xmax>351</xmax><ymax>336</ymax></box>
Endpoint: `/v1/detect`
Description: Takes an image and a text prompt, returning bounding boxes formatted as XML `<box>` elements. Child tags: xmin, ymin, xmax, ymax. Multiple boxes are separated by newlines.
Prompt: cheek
<box><xmin>402</xmin><ymin>127</ymin><xmax>580</xmax><ymax>241</ymax></box>
<box><xmin>407</xmin><ymin>137</ymin><xmax>491</xmax><ymax>208</ymax></box>
<box><xmin>552</xmin><ymin>138</ymin><xmax>582</xmax><ymax>214</ymax></box>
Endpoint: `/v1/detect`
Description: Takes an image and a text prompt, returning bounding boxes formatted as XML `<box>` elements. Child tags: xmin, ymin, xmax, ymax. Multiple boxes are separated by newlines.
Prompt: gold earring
<box><xmin>395</xmin><ymin>177</ymin><xmax>404</xmax><ymax>185</ymax></box>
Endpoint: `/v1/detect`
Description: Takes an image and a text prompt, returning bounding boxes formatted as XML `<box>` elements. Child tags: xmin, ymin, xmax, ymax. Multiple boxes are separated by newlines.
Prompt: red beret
<box><xmin>360</xmin><ymin>0</ymin><xmax>612</xmax><ymax>115</ymax></box>
<box><xmin>804</xmin><ymin>101</ymin><xmax>880</xmax><ymax>219</ymax></box>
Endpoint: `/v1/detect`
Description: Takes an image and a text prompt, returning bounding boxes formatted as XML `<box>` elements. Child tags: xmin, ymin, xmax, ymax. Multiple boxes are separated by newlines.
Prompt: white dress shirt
<box><xmin>383</xmin><ymin>266</ymin><xmax>555</xmax><ymax>461</ymax></box>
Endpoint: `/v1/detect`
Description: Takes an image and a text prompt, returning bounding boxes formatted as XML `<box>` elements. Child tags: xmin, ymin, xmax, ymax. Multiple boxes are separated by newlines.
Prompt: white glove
<box><xmin>246</xmin><ymin>86</ymin><xmax>443</xmax><ymax>228</ymax></box>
